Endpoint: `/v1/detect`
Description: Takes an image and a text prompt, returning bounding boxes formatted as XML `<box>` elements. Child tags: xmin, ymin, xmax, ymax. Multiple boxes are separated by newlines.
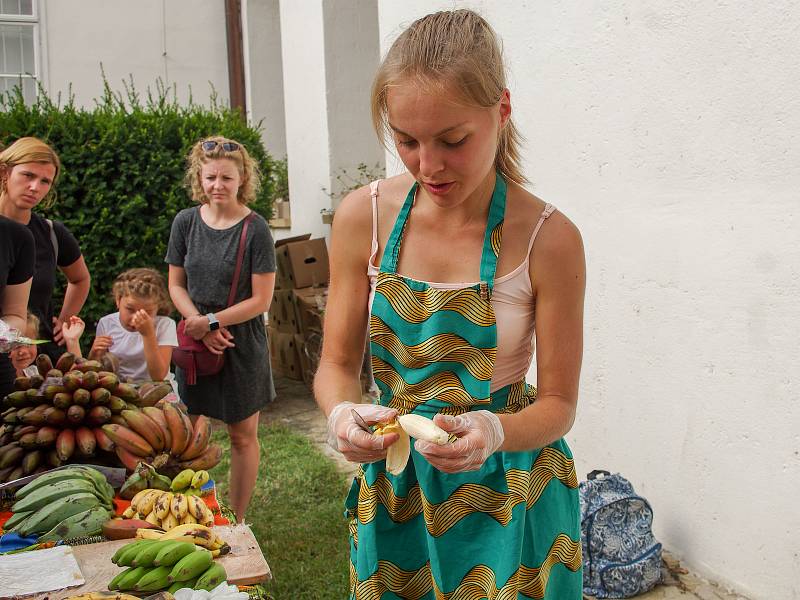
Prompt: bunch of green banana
<box><xmin>109</xmin><ymin>538</ymin><xmax>228</xmax><ymax>592</ymax></box>
<box><xmin>119</xmin><ymin>461</ymin><xmax>172</xmax><ymax>499</ymax></box>
<box><xmin>123</xmin><ymin>487</ymin><xmax>216</xmax><ymax>529</ymax></box>
<box><xmin>169</xmin><ymin>467</ymin><xmax>210</xmax><ymax>495</ymax></box>
<box><xmin>6</xmin><ymin>465</ymin><xmax>115</xmax><ymax>538</ymax></box>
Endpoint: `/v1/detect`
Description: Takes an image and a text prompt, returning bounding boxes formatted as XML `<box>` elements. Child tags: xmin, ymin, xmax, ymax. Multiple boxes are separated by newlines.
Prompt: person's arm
<box><xmin>60</xmin><ymin>315</ymin><xmax>85</xmax><ymax>358</ymax></box>
<box><xmin>130</xmin><ymin>311</ymin><xmax>173</xmax><ymax>381</ymax></box>
<box><xmin>1</xmin><ymin>279</ymin><xmax>31</xmax><ymax>332</ymax></box>
<box><xmin>314</xmin><ymin>187</ymin><xmax>373</xmax><ymax>417</ymax></box>
<box><xmin>54</xmin><ymin>256</ymin><xmax>91</xmax><ymax>345</ymax></box>
<box><xmin>168</xmin><ymin>265</ymin><xmax>201</xmax><ymax>320</ymax></box>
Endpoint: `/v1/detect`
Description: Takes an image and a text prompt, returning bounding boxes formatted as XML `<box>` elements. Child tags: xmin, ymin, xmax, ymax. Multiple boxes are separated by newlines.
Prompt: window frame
<box><xmin>0</xmin><ymin>0</ymin><xmax>39</xmax><ymax>103</ymax></box>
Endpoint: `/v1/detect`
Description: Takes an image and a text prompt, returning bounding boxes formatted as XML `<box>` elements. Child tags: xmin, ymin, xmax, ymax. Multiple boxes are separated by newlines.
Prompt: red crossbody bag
<box><xmin>173</xmin><ymin>212</ymin><xmax>254</xmax><ymax>385</ymax></box>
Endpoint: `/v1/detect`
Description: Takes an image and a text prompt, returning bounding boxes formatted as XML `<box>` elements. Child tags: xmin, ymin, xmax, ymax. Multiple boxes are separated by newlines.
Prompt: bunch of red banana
<box><xmin>102</xmin><ymin>403</ymin><xmax>222</xmax><ymax>477</ymax></box>
<box><xmin>0</xmin><ymin>352</ymin><xmax>176</xmax><ymax>483</ymax></box>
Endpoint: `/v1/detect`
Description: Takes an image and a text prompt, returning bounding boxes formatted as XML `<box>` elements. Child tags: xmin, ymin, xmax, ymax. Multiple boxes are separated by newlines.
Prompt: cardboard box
<box><xmin>269</xmin><ymin>289</ymin><xmax>301</xmax><ymax>333</ymax></box>
<box><xmin>273</xmin><ymin>331</ymin><xmax>303</xmax><ymax>380</ymax></box>
<box><xmin>275</xmin><ymin>237</ymin><xmax>329</xmax><ymax>290</ymax></box>
<box><xmin>292</xmin><ymin>287</ymin><xmax>327</xmax><ymax>334</ymax></box>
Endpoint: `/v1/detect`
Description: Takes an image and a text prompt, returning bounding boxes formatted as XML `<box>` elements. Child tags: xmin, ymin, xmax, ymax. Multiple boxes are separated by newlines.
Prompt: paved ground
<box><xmin>261</xmin><ymin>376</ymin><xmax>750</xmax><ymax>600</ymax></box>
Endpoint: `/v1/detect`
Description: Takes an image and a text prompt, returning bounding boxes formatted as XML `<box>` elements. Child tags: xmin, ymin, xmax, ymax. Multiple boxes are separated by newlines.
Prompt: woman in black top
<box><xmin>0</xmin><ymin>215</ymin><xmax>35</xmax><ymax>397</ymax></box>
<box><xmin>0</xmin><ymin>138</ymin><xmax>91</xmax><ymax>362</ymax></box>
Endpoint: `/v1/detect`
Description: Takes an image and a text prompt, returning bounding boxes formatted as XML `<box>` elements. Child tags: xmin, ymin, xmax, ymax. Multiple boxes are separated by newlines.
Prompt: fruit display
<box><xmin>102</xmin><ymin>404</ymin><xmax>222</xmax><ymax>477</ymax></box>
<box><xmin>123</xmin><ymin>488</ymin><xmax>216</xmax><ymax>529</ymax></box>
<box><xmin>0</xmin><ymin>352</ymin><xmax>220</xmax><ymax>481</ymax></box>
<box><xmin>4</xmin><ymin>465</ymin><xmax>115</xmax><ymax>540</ymax></box>
<box><xmin>375</xmin><ymin>413</ymin><xmax>451</xmax><ymax>475</ymax></box>
<box><xmin>108</xmin><ymin>528</ymin><xmax>229</xmax><ymax>592</ymax></box>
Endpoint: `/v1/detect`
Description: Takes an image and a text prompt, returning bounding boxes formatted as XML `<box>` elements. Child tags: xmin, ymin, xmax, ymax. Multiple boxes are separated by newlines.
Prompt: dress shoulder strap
<box><xmin>368</xmin><ymin>180</ymin><xmax>381</xmax><ymax>265</ymax></box>
<box><xmin>526</xmin><ymin>203</ymin><xmax>556</xmax><ymax>255</ymax></box>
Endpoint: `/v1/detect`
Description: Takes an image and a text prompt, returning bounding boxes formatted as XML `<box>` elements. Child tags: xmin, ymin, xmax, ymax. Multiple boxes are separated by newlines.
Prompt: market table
<box><xmin>25</xmin><ymin>524</ymin><xmax>270</xmax><ymax>599</ymax></box>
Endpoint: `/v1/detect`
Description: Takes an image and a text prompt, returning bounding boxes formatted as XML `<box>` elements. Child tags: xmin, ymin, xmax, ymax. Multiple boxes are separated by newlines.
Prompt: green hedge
<box><xmin>0</xmin><ymin>80</ymin><xmax>274</xmax><ymax>333</ymax></box>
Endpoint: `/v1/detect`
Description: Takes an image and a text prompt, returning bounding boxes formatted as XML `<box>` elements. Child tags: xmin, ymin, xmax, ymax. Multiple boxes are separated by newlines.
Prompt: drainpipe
<box><xmin>225</xmin><ymin>0</ymin><xmax>247</xmax><ymax>117</ymax></box>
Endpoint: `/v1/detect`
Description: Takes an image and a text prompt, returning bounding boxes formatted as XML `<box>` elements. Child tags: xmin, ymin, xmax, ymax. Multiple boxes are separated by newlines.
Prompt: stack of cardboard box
<box><xmin>268</xmin><ymin>234</ymin><xmax>329</xmax><ymax>389</ymax></box>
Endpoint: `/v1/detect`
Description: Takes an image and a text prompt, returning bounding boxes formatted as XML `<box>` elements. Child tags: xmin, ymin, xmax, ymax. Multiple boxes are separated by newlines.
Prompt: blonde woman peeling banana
<box><xmin>315</xmin><ymin>9</ymin><xmax>586</xmax><ymax>599</ymax></box>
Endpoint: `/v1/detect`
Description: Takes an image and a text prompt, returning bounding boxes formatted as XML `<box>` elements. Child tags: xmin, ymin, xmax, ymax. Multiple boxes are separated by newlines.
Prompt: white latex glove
<box><xmin>415</xmin><ymin>410</ymin><xmax>505</xmax><ymax>473</ymax></box>
<box><xmin>326</xmin><ymin>401</ymin><xmax>399</xmax><ymax>464</ymax></box>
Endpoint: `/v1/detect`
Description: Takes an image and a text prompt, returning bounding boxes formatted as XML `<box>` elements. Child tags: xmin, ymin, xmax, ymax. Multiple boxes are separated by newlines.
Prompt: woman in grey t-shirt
<box><xmin>165</xmin><ymin>136</ymin><xmax>276</xmax><ymax>522</ymax></box>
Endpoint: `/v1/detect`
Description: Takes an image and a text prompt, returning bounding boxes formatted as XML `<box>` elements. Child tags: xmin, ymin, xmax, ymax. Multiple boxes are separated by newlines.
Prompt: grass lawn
<box><xmin>208</xmin><ymin>424</ymin><xmax>352</xmax><ymax>599</ymax></box>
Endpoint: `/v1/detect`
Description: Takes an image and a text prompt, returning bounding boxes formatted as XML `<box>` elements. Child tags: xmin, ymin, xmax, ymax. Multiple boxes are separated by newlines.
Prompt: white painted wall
<box><xmin>41</xmin><ymin>0</ymin><xmax>229</xmax><ymax>108</ymax></box>
<box><xmin>378</xmin><ymin>2</ymin><xmax>799</xmax><ymax>599</ymax></box>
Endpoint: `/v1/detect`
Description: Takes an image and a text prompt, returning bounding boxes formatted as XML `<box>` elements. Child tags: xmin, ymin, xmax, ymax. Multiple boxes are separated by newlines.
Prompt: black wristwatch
<box><xmin>206</xmin><ymin>313</ymin><xmax>220</xmax><ymax>331</ymax></box>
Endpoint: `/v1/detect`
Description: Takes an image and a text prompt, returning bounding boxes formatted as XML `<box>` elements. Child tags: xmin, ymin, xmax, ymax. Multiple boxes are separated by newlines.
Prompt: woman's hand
<box><xmin>60</xmin><ymin>316</ymin><xmax>85</xmax><ymax>344</ymax></box>
<box><xmin>326</xmin><ymin>402</ymin><xmax>399</xmax><ymax>464</ymax></box>
<box><xmin>415</xmin><ymin>410</ymin><xmax>505</xmax><ymax>473</ymax></box>
<box><xmin>183</xmin><ymin>314</ymin><xmax>211</xmax><ymax>340</ymax></box>
<box><xmin>89</xmin><ymin>334</ymin><xmax>113</xmax><ymax>359</ymax></box>
<box><xmin>129</xmin><ymin>309</ymin><xmax>156</xmax><ymax>338</ymax></box>
<box><xmin>201</xmin><ymin>328</ymin><xmax>235</xmax><ymax>355</ymax></box>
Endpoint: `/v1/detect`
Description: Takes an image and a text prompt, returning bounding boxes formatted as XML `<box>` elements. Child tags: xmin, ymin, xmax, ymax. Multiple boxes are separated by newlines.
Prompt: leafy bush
<box><xmin>0</xmin><ymin>80</ymin><xmax>274</xmax><ymax>331</ymax></box>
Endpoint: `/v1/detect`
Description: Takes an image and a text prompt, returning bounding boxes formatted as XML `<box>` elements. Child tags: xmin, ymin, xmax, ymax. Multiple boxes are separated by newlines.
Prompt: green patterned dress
<box><xmin>346</xmin><ymin>174</ymin><xmax>582</xmax><ymax>599</ymax></box>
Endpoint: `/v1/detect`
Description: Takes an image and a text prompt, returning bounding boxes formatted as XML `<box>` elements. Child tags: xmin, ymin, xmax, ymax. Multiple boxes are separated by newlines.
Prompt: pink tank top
<box><xmin>367</xmin><ymin>180</ymin><xmax>555</xmax><ymax>392</ymax></box>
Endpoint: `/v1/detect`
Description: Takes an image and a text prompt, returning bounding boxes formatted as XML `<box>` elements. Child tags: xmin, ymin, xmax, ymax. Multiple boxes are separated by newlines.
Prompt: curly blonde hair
<box><xmin>184</xmin><ymin>136</ymin><xmax>261</xmax><ymax>205</ymax></box>
<box><xmin>112</xmin><ymin>268</ymin><xmax>173</xmax><ymax>316</ymax></box>
<box><xmin>0</xmin><ymin>137</ymin><xmax>62</xmax><ymax>209</ymax></box>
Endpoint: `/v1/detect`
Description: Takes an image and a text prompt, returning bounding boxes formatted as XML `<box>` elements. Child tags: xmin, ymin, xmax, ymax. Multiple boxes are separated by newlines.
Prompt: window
<box><xmin>0</xmin><ymin>0</ymin><xmax>37</xmax><ymax>104</ymax></box>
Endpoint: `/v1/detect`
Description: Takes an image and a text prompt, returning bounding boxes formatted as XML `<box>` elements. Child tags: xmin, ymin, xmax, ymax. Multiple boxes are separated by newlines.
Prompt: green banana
<box><xmin>2</xmin><ymin>509</ymin><xmax>32</xmax><ymax>530</ymax></box>
<box><xmin>119</xmin><ymin>469</ymin><xmax>149</xmax><ymax>500</ymax></box>
<box><xmin>131</xmin><ymin>539</ymin><xmax>170</xmax><ymax>568</ymax></box>
<box><xmin>12</xmin><ymin>478</ymin><xmax>100</xmax><ymax>513</ymax></box>
<box><xmin>5</xmin><ymin>510</ymin><xmax>36</xmax><ymax>534</ymax></box>
<box><xmin>194</xmin><ymin>561</ymin><xmax>227</xmax><ymax>590</ymax></box>
<box><xmin>167</xmin><ymin>578</ymin><xmax>197</xmax><ymax>593</ymax></box>
<box><xmin>133</xmin><ymin>565</ymin><xmax>171</xmax><ymax>592</ymax></box>
<box><xmin>190</xmin><ymin>470</ymin><xmax>209</xmax><ymax>489</ymax></box>
<box><xmin>13</xmin><ymin>466</ymin><xmax>95</xmax><ymax>499</ymax></box>
<box><xmin>112</xmin><ymin>540</ymin><xmax>147</xmax><ymax>565</ymax></box>
<box><xmin>37</xmin><ymin>505</ymin><xmax>112</xmax><ymax>542</ymax></box>
<box><xmin>116</xmin><ymin>565</ymin><xmax>148</xmax><ymax>591</ymax></box>
<box><xmin>153</xmin><ymin>540</ymin><xmax>196</xmax><ymax>566</ymax></box>
<box><xmin>108</xmin><ymin>566</ymin><xmax>134</xmax><ymax>590</ymax></box>
<box><xmin>170</xmin><ymin>468</ymin><xmax>195</xmax><ymax>492</ymax></box>
<box><xmin>166</xmin><ymin>547</ymin><xmax>212</xmax><ymax>582</ymax></box>
<box><xmin>20</xmin><ymin>493</ymin><xmax>103</xmax><ymax>536</ymax></box>
<box><xmin>116</xmin><ymin>540</ymin><xmax>159</xmax><ymax>567</ymax></box>
<box><xmin>149</xmin><ymin>471</ymin><xmax>173</xmax><ymax>492</ymax></box>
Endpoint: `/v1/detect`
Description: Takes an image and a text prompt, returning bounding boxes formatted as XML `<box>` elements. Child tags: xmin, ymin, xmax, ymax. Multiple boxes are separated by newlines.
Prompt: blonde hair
<box><xmin>25</xmin><ymin>311</ymin><xmax>40</xmax><ymax>337</ymax></box>
<box><xmin>0</xmin><ymin>137</ymin><xmax>61</xmax><ymax>209</ymax></box>
<box><xmin>371</xmin><ymin>9</ymin><xmax>526</xmax><ymax>185</ymax></box>
<box><xmin>184</xmin><ymin>136</ymin><xmax>261</xmax><ymax>205</ymax></box>
<box><xmin>112</xmin><ymin>268</ymin><xmax>173</xmax><ymax>316</ymax></box>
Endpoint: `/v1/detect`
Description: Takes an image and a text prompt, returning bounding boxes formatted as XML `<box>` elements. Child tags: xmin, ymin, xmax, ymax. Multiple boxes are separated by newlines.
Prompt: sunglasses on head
<box><xmin>201</xmin><ymin>140</ymin><xmax>240</xmax><ymax>153</ymax></box>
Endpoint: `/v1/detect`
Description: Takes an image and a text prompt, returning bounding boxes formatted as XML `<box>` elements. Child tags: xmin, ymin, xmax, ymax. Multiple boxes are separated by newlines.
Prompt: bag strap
<box><xmin>226</xmin><ymin>212</ymin><xmax>255</xmax><ymax>308</ymax></box>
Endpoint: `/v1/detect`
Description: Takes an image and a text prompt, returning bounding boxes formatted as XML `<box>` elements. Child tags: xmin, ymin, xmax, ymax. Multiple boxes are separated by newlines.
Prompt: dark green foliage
<box><xmin>0</xmin><ymin>80</ymin><xmax>274</xmax><ymax>330</ymax></box>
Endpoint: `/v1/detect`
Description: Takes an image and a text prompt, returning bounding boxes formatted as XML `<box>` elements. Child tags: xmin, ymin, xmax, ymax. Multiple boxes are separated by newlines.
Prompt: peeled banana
<box><xmin>373</xmin><ymin>413</ymin><xmax>452</xmax><ymax>475</ymax></box>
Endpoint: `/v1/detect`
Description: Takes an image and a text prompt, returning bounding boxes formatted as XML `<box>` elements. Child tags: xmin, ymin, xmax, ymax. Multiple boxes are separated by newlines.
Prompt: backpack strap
<box><xmin>46</xmin><ymin>218</ymin><xmax>59</xmax><ymax>260</ymax></box>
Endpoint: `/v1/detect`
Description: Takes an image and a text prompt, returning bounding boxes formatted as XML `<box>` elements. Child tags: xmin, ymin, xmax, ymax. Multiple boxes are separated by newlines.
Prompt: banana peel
<box><xmin>374</xmin><ymin>414</ymin><xmax>450</xmax><ymax>475</ymax></box>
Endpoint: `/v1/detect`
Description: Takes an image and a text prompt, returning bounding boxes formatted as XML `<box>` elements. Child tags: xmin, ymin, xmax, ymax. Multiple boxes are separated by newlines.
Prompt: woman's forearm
<box><xmin>215</xmin><ymin>296</ymin><xmax>269</xmax><ymax>328</ymax></box>
<box><xmin>58</xmin><ymin>279</ymin><xmax>90</xmax><ymax>323</ymax></box>
<box><xmin>169</xmin><ymin>285</ymin><xmax>201</xmax><ymax>320</ymax></box>
<box><xmin>313</xmin><ymin>357</ymin><xmax>365</xmax><ymax>417</ymax></box>
<box><xmin>496</xmin><ymin>394</ymin><xmax>576</xmax><ymax>452</ymax></box>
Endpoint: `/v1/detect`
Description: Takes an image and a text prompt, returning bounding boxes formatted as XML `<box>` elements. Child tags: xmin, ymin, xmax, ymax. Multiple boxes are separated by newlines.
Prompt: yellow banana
<box><xmin>133</xmin><ymin>489</ymin><xmax>164</xmax><ymax>515</ymax></box>
<box><xmin>180</xmin><ymin>512</ymin><xmax>198</xmax><ymax>525</ymax></box>
<box><xmin>129</xmin><ymin>488</ymin><xmax>152</xmax><ymax>510</ymax></box>
<box><xmin>145</xmin><ymin>510</ymin><xmax>161</xmax><ymax>526</ymax></box>
<box><xmin>170</xmin><ymin>468</ymin><xmax>195</xmax><ymax>492</ymax></box>
<box><xmin>161</xmin><ymin>511</ymin><xmax>179</xmax><ymax>531</ymax></box>
<box><xmin>190</xmin><ymin>469</ymin><xmax>209</xmax><ymax>488</ymax></box>
<box><xmin>375</xmin><ymin>421</ymin><xmax>410</xmax><ymax>475</ymax></box>
<box><xmin>153</xmin><ymin>491</ymin><xmax>173</xmax><ymax>520</ymax></box>
<box><xmin>135</xmin><ymin>528</ymin><xmax>165</xmax><ymax>540</ymax></box>
<box><xmin>186</xmin><ymin>495</ymin><xmax>206</xmax><ymax>521</ymax></box>
<box><xmin>170</xmin><ymin>493</ymin><xmax>189</xmax><ymax>520</ymax></box>
<box><xmin>121</xmin><ymin>506</ymin><xmax>136</xmax><ymax>519</ymax></box>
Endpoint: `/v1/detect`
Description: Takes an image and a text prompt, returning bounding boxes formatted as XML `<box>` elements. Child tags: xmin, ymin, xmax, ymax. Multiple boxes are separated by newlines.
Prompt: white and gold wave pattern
<box><xmin>370</xmin><ymin>316</ymin><xmax>496</xmax><ymax>381</ymax></box>
<box><xmin>375</xmin><ymin>274</ymin><xmax>495</xmax><ymax>326</ymax></box>
<box><xmin>371</xmin><ymin>357</ymin><xmax>483</xmax><ymax>411</ymax></box>
<box><xmin>357</xmin><ymin>447</ymin><xmax>577</xmax><ymax>536</ymax></box>
<box><xmin>350</xmin><ymin>535</ymin><xmax>581</xmax><ymax>600</ymax></box>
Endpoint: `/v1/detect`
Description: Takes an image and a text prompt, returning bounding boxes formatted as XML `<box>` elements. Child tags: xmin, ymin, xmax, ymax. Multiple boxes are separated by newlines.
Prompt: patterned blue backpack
<box><xmin>579</xmin><ymin>470</ymin><xmax>663</xmax><ymax>598</ymax></box>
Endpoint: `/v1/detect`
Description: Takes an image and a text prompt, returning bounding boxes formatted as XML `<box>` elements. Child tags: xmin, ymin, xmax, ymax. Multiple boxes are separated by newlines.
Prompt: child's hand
<box><xmin>130</xmin><ymin>309</ymin><xmax>156</xmax><ymax>338</ymax></box>
<box><xmin>61</xmin><ymin>316</ymin><xmax>85</xmax><ymax>343</ymax></box>
<box><xmin>90</xmin><ymin>335</ymin><xmax>113</xmax><ymax>358</ymax></box>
